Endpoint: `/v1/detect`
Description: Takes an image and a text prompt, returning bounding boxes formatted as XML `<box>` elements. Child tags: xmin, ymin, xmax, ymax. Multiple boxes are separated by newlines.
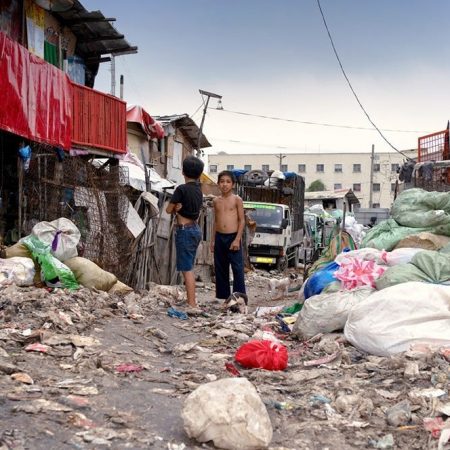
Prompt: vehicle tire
<box><xmin>276</xmin><ymin>256</ymin><xmax>288</xmax><ymax>272</ymax></box>
<box><xmin>243</xmin><ymin>170</ymin><xmax>268</xmax><ymax>186</ymax></box>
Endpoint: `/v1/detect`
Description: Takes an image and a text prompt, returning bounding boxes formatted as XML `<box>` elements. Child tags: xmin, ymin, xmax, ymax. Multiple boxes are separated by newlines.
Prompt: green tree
<box><xmin>306</xmin><ymin>179</ymin><xmax>326</xmax><ymax>192</ymax></box>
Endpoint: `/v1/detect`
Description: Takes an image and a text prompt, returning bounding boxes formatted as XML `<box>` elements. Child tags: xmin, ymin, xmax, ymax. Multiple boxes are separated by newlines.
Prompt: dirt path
<box><xmin>0</xmin><ymin>273</ymin><xmax>439</xmax><ymax>449</ymax></box>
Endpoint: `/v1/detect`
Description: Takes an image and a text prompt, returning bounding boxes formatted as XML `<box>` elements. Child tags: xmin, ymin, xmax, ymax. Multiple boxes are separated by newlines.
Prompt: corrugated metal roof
<box><xmin>155</xmin><ymin>114</ymin><xmax>211</xmax><ymax>149</ymax></box>
<box><xmin>55</xmin><ymin>1</ymin><xmax>137</xmax><ymax>58</ymax></box>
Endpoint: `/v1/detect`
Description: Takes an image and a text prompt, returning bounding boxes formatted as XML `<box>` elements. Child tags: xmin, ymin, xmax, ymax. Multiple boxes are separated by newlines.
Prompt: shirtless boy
<box><xmin>211</xmin><ymin>170</ymin><xmax>246</xmax><ymax>299</ymax></box>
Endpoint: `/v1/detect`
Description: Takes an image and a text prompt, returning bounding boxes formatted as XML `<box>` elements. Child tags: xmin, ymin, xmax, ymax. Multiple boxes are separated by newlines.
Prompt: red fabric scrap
<box><xmin>115</xmin><ymin>363</ymin><xmax>144</xmax><ymax>373</ymax></box>
<box><xmin>25</xmin><ymin>343</ymin><xmax>50</xmax><ymax>353</ymax></box>
<box><xmin>423</xmin><ymin>417</ymin><xmax>446</xmax><ymax>438</ymax></box>
<box><xmin>225</xmin><ymin>362</ymin><xmax>241</xmax><ymax>377</ymax></box>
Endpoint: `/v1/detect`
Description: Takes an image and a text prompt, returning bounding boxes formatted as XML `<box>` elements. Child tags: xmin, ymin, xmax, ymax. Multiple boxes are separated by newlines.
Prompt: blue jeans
<box><xmin>175</xmin><ymin>225</ymin><xmax>202</xmax><ymax>271</ymax></box>
<box><xmin>214</xmin><ymin>232</ymin><xmax>246</xmax><ymax>299</ymax></box>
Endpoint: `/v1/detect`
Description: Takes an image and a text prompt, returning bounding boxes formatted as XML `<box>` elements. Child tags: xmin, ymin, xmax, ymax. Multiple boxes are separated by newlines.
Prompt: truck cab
<box><xmin>244</xmin><ymin>201</ymin><xmax>301</xmax><ymax>270</ymax></box>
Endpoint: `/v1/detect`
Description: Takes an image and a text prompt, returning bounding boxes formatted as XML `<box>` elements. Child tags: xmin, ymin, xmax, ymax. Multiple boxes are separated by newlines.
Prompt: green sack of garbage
<box><xmin>375</xmin><ymin>262</ymin><xmax>429</xmax><ymax>290</ymax></box>
<box><xmin>22</xmin><ymin>236</ymin><xmax>79</xmax><ymax>290</ymax></box>
<box><xmin>392</xmin><ymin>188</ymin><xmax>450</xmax><ymax>230</ymax></box>
<box><xmin>413</xmin><ymin>250</ymin><xmax>450</xmax><ymax>281</ymax></box>
<box><xmin>439</xmin><ymin>243</ymin><xmax>450</xmax><ymax>255</ymax></box>
<box><xmin>376</xmin><ymin>250</ymin><xmax>450</xmax><ymax>290</ymax></box>
<box><xmin>361</xmin><ymin>219</ymin><xmax>436</xmax><ymax>251</ymax></box>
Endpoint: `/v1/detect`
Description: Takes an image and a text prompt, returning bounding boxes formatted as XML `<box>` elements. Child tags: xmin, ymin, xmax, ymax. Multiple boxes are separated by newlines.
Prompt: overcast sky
<box><xmin>83</xmin><ymin>0</ymin><xmax>450</xmax><ymax>156</ymax></box>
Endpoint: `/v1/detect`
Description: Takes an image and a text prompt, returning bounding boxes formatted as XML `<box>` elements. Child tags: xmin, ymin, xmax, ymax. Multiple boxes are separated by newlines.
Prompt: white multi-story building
<box><xmin>207</xmin><ymin>150</ymin><xmax>416</xmax><ymax>208</ymax></box>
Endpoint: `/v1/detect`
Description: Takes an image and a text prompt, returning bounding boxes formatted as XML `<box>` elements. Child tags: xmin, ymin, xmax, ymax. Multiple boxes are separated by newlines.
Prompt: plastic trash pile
<box><xmin>2</xmin><ymin>260</ymin><xmax>450</xmax><ymax>448</ymax></box>
<box><xmin>293</xmin><ymin>188</ymin><xmax>450</xmax><ymax>358</ymax></box>
<box><xmin>1</xmin><ymin>218</ymin><xmax>132</xmax><ymax>294</ymax></box>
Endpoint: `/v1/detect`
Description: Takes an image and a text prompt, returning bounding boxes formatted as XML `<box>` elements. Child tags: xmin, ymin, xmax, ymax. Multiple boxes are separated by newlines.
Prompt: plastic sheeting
<box><xmin>0</xmin><ymin>31</ymin><xmax>72</xmax><ymax>149</ymax></box>
<box><xmin>335</xmin><ymin>257</ymin><xmax>387</xmax><ymax>290</ymax></box>
<box><xmin>126</xmin><ymin>105</ymin><xmax>164</xmax><ymax>140</ymax></box>
<box><xmin>91</xmin><ymin>155</ymin><xmax>175</xmax><ymax>193</ymax></box>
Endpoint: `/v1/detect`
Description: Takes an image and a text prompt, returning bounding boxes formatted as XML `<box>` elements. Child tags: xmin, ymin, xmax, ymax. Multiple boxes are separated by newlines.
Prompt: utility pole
<box><xmin>119</xmin><ymin>75</ymin><xmax>124</xmax><ymax>100</ymax></box>
<box><xmin>196</xmin><ymin>89</ymin><xmax>222</xmax><ymax>157</ymax></box>
<box><xmin>110</xmin><ymin>55</ymin><xmax>116</xmax><ymax>96</ymax></box>
<box><xmin>276</xmin><ymin>153</ymin><xmax>286</xmax><ymax>171</ymax></box>
<box><xmin>369</xmin><ymin>144</ymin><xmax>375</xmax><ymax>208</ymax></box>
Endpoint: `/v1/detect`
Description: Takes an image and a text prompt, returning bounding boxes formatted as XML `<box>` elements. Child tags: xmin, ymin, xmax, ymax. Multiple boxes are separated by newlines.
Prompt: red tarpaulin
<box><xmin>0</xmin><ymin>31</ymin><xmax>72</xmax><ymax>149</ymax></box>
<box><xmin>126</xmin><ymin>105</ymin><xmax>164</xmax><ymax>140</ymax></box>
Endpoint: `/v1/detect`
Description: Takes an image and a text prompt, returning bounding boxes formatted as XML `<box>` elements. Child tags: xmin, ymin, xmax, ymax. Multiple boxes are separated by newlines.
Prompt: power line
<box><xmin>215</xmin><ymin>108</ymin><xmax>425</xmax><ymax>133</ymax></box>
<box><xmin>211</xmin><ymin>137</ymin><xmax>417</xmax><ymax>155</ymax></box>
<box><xmin>191</xmin><ymin>101</ymin><xmax>204</xmax><ymax>119</ymax></box>
<box><xmin>316</xmin><ymin>0</ymin><xmax>413</xmax><ymax>160</ymax></box>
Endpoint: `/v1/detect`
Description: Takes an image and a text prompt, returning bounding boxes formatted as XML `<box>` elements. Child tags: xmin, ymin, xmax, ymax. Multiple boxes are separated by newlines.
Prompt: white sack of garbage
<box><xmin>344</xmin><ymin>281</ymin><xmax>450</xmax><ymax>356</ymax></box>
<box><xmin>293</xmin><ymin>287</ymin><xmax>374</xmax><ymax>339</ymax></box>
<box><xmin>30</xmin><ymin>218</ymin><xmax>80</xmax><ymax>261</ymax></box>
<box><xmin>0</xmin><ymin>257</ymin><xmax>35</xmax><ymax>286</ymax></box>
<box><xmin>182</xmin><ymin>377</ymin><xmax>273</xmax><ymax>450</ymax></box>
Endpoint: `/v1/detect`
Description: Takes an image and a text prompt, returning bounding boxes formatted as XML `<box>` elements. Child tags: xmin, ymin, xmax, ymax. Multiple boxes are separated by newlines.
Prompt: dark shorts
<box><xmin>175</xmin><ymin>224</ymin><xmax>202</xmax><ymax>272</ymax></box>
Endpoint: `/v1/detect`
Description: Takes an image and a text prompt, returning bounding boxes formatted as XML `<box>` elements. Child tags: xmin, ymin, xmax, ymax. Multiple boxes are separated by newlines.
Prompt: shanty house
<box><xmin>304</xmin><ymin>189</ymin><xmax>361</xmax><ymax>213</ymax></box>
<box><xmin>154</xmin><ymin>114</ymin><xmax>211</xmax><ymax>185</ymax></box>
<box><xmin>0</xmin><ymin>0</ymin><xmax>138</xmax><ymax>279</ymax></box>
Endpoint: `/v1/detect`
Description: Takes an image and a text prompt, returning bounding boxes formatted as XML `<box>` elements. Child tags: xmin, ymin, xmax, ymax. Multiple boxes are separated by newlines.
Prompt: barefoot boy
<box><xmin>166</xmin><ymin>156</ymin><xmax>204</xmax><ymax>310</ymax></box>
<box><xmin>211</xmin><ymin>170</ymin><xmax>246</xmax><ymax>300</ymax></box>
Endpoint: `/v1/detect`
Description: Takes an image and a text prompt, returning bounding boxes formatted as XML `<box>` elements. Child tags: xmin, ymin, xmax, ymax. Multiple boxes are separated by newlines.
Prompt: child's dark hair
<box><xmin>218</xmin><ymin>170</ymin><xmax>236</xmax><ymax>184</ymax></box>
<box><xmin>182</xmin><ymin>155</ymin><xmax>204</xmax><ymax>179</ymax></box>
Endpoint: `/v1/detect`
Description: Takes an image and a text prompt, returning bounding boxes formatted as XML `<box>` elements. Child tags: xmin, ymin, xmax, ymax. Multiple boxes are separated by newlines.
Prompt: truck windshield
<box><xmin>304</xmin><ymin>214</ymin><xmax>317</xmax><ymax>230</ymax></box>
<box><xmin>247</xmin><ymin>205</ymin><xmax>283</xmax><ymax>229</ymax></box>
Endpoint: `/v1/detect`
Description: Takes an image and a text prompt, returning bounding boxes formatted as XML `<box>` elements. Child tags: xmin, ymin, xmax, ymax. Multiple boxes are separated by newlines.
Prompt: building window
<box><xmin>316</xmin><ymin>164</ymin><xmax>324</xmax><ymax>173</ymax></box>
<box><xmin>373</xmin><ymin>183</ymin><xmax>381</xmax><ymax>192</ymax></box>
<box><xmin>298</xmin><ymin>164</ymin><xmax>306</xmax><ymax>173</ymax></box>
<box><xmin>262</xmin><ymin>164</ymin><xmax>270</xmax><ymax>172</ymax></box>
<box><xmin>391</xmin><ymin>183</ymin><xmax>397</xmax><ymax>192</ymax></box>
<box><xmin>373</xmin><ymin>163</ymin><xmax>381</xmax><ymax>172</ymax></box>
<box><xmin>334</xmin><ymin>164</ymin><xmax>343</xmax><ymax>173</ymax></box>
<box><xmin>353</xmin><ymin>183</ymin><xmax>361</xmax><ymax>192</ymax></box>
<box><xmin>353</xmin><ymin>163</ymin><xmax>361</xmax><ymax>173</ymax></box>
<box><xmin>372</xmin><ymin>203</ymin><xmax>380</xmax><ymax>208</ymax></box>
<box><xmin>334</xmin><ymin>183</ymin><xmax>342</xmax><ymax>190</ymax></box>
<box><xmin>391</xmin><ymin>163</ymin><xmax>400</xmax><ymax>173</ymax></box>
<box><xmin>209</xmin><ymin>164</ymin><xmax>217</xmax><ymax>173</ymax></box>
<box><xmin>244</xmin><ymin>164</ymin><xmax>252</xmax><ymax>171</ymax></box>
<box><xmin>226</xmin><ymin>164</ymin><xmax>234</xmax><ymax>170</ymax></box>
<box><xmin>281</xmin><ymin>164</ymin><xmax>288</xmax><ymax>172</ymax></box>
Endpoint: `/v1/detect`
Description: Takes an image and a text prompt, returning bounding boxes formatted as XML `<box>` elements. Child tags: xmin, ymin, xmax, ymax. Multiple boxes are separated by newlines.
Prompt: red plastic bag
<box><xmin>235</xmin><ymin>340</ymin><xmax>288</xmax><ymax>371</ymax></box>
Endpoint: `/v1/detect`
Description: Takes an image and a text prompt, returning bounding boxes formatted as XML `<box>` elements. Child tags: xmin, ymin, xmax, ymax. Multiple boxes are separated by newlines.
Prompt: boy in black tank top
<box><xmin>166</xmin><ymin>156</ymin><xmax>204</xmax><ymax>310</ymax></box>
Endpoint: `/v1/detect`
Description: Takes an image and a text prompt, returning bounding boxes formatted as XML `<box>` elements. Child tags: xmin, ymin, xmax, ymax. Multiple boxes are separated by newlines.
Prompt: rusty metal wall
<box><xmin>71</xmin><ymin>82</ymin><xmax>127</xmax><ymax>154</ymax></box>
<box><xmin>418</xmin><ymin>129</ymin><xmax>449</xmax><ymax>163</ymax></box>
<box><xmin>23</xmin><ymin>146</ymin><xmax>132</xmax><ymax>280</ymax></box>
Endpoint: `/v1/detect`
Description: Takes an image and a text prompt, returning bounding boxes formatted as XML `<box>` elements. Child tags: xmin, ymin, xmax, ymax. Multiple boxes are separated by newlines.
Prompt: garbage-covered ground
<box><xmin>0</xmin><ymin>270</ymin><xmax>447</xmax><ymax>450</ymax></box>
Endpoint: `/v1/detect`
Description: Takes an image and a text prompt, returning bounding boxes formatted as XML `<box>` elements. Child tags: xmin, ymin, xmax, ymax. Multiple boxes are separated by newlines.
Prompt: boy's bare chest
<box><xmin>217</xmin><ymin>197</ymin><xmax>236</xmax><ymax>213</ymax></box>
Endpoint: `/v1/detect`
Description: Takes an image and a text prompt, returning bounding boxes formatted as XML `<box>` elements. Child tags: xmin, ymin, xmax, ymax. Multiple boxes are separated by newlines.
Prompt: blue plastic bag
<box><xmin>304</xmin><ymin>261</ymin><xmax>339</xmax><ymax>299</ymax></box>
<box><xmin>167</xmin><ymin>307</ymin><xmax>188</xmax><ymax>320</ymax></box>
